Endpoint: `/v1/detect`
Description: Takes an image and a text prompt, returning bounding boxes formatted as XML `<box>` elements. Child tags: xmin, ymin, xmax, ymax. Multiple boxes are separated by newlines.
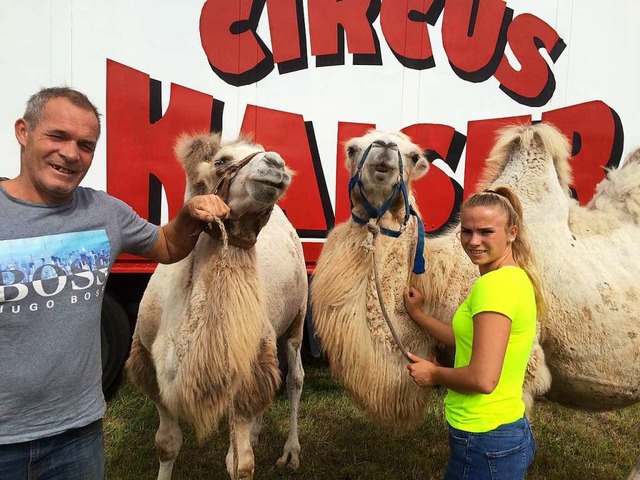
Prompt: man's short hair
<box><xmin>23</xmin><ymin>87</ymin><xmax>102</xmax><ymax>139</ymax></box>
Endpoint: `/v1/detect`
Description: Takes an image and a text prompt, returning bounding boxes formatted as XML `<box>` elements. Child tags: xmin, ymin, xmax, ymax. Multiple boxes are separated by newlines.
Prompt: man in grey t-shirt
<box><xmin>0</xmin><ymin>87</ymin><xmax>230</xmax><ymax>480</ymax></box>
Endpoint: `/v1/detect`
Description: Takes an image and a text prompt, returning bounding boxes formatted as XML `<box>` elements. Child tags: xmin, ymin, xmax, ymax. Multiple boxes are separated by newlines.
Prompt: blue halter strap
<box><xmin>347</xmin><ymin>145</ymin><xmax>426</xmax><ymax>274</ymax></box>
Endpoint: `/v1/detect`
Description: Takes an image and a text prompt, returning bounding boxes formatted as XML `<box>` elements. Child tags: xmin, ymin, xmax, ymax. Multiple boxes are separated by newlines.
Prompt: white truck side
<box><xmin>1</xmin><ymin>0</ymin><xmax>639</xmax><ymax>394</ymax></box>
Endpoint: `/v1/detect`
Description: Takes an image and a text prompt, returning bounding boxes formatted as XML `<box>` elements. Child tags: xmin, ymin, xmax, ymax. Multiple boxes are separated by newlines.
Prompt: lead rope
<box><xmin>362</xmin><ymin>218</ymin><xmax>412</xmax><ymax>363</ymax></box>
<box><xmin>211</xmin><ymin>218</ymin><xmax>240</xmax><ymax>480</ymax></box>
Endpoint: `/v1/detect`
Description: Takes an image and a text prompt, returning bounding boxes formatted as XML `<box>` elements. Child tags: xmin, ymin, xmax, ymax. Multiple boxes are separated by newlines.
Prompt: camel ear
<box><xmin>174</xmin><ymin>132</ymin><xmax>222</xmax><ymax>186</ymax></box>
<box><xmin>409</xmin><ymin>153</ymin><xmax>429</xmax><ymax>181</ymax></box>
<box><xmin>344</xmin><ymin>143</ymin><xmax>360</xmax><ymax>175</ymax></box>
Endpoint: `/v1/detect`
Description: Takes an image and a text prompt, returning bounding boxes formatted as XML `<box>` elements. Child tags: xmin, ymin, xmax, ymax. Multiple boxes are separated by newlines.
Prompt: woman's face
<box><xmin>459</xmin><ymin>205</ymin><xmax>517</xmax><ymax>274</ymax></box>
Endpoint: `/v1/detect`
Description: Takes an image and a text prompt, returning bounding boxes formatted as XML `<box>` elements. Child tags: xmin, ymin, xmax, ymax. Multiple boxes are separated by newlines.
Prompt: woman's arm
<box><xmin>404</xmin><ymin>287</ymin><xmax>455</xmax><ymax>347</ymax></box>
<box><xmin>407</xmin><ymin>311</ymin><xmax>511</xmax><ymax>394</ymax></box>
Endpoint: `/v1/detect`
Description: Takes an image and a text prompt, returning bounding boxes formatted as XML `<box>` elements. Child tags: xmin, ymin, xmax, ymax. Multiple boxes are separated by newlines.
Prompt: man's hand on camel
<box><xmin>186</xmin><ymin>194</ymin><xmax>231</xmax><ymax>223</ymax></box>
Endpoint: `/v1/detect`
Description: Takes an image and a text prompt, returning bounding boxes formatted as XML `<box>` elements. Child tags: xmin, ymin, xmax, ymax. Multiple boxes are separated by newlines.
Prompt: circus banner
<box><xmin>0</xmin><ymin>0</ymin><xmax>638</xmax><ymax>266</ymax></box>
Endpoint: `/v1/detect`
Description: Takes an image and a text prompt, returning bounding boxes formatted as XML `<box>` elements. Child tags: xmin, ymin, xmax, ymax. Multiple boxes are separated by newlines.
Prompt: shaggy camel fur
<box><xmin>126</xmin><ymin>133</ymin><xmax>308</xmax><ymax>480</ymax></box>
<box><xmin>311</xmin><ymin>130</ymin><xmax>438</xmax><ymax>428</ymax></box>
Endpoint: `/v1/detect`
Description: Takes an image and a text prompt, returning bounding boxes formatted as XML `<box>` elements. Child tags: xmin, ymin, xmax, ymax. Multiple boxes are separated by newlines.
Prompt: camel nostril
<box><xmin>372</xmin><ymin>139</ymin><xmax>398</xmax><ymax>151</ymax></box>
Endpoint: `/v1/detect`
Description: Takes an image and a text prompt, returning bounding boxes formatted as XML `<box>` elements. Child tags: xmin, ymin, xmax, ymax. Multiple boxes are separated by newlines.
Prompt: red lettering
<box><xmin>442</xmin><ymin>0</ymin><xmax>511</xmax><ymax>81</ymax></box>
<box><xmin>106</xmin><ymin>60</ymin><xmax>212</xmax><ymax>220</ymax></box>
<box><xmin>241</xmin><ymin>106</ymin><xmax>333</xmax><ymax>232</ymax></box>
<box><xmin>380</xmin><ymin>0</ymin><xmax>442</xmax><ymax>69</ymax></box>
<box><xmin>267</xmin><ymin>0</ymin><xmax>304</xmax><ymax>64</ymax></box>
<box><xmin>495</xmin><ymin>13</ymin><xmax>566</xmax><ymax>107</ymax></box>
<box><xmin>402</xmin><ymin>124</ymin><xmax>465</xmax><ymax>233</ymax></box>
<box><xmin>199</xmin><ymin>0</ymin><xmax>274</xmax><ymax>85</ymax></box>
<box><xmin>308</xmin><ymin>0</ymin><xmax>379</xmax><ymax>59</ymax></box>
<box><xmin>543</xmin><ymin>101</ymin><xmax>623</xmax><ymax>203</ymax></box>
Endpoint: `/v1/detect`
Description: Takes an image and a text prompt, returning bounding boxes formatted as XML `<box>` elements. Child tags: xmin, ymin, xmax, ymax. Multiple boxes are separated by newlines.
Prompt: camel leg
<box><xmin>276</xmin><ymin>322</ymin><xmax>304</xmax><ymax>471</ymax></box>
<box><xmin>249</xmin><ymin>412</ymin><xmax>263</xmax><ymax>447</ymax></box>
<box><xmin>126</xmin><ymin>333</ymin><xmax>184</xmax><ymax>480</ymax></box>
<box><xmin>226</xmin><ymin>417</ymin><xmax>255</xmax><ymax>480</ymax></box>
<box><xmin>628</xmin><ymin>455</ymin><xmax>640</xmax><ymax>480</ymax></box>
<box><xmin>155</xmin><ymin>403</ymin><xmax>183</xmax><ymax>480</ymax></box>
<box><xmin>227</xmin><ymin>329</ymin><xmax>282</xmax><ymax>478</ymax></box>
<box><xmin>523</xmin><ymin>340</ymin><xmax>552</xmax><ymax>418</ymax></box>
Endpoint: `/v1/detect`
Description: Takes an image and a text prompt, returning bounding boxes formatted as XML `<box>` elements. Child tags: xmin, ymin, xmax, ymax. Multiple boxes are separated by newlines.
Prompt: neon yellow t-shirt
<box><xmin>444</xmin><ymin>266</ymin><xmax>537</xmax><ymax>433</ymax></box>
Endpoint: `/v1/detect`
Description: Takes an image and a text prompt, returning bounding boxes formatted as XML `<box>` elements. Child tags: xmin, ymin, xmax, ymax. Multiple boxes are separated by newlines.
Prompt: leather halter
<box><xmin>207</xmin><ymin>150</ymin><xmax>274</xmax><ymax>249</ymax></box>
<box><xmin>213</xmin><ymin>151</ymin><xmax>262</xmax><ymax>200</ymax></box>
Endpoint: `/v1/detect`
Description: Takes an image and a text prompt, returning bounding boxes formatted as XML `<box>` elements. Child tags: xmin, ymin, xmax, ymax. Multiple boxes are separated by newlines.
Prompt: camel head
<box><xmin>175</xmin><ymin>132</ymin><xmax>292</xmax><ymax>247</ymax></box>
<box><xmin>345</xmin><ymin>130</ymin><xmax>429</xmax><ymax>213</ymax></box>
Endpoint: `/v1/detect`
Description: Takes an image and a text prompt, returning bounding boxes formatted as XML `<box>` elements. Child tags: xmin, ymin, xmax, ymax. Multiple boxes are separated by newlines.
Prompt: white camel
<box><xmin>470</xmin><ymin>124</ymin><xmax>640</xmax><ymax>413</ymax></box>
<box><xmin>126</xmin><ymin>133</ymin><xmax>308</xmax><ymax>480</ymax></box>
<box><xmin>312</xmin><ymin>124</ymin><xmax>640</xmax><ymax>476</ymax></box>
<box><xmin>472</xmin><ymin>124</ymin><xmax>640</xmax><ymax>478</ymax></box>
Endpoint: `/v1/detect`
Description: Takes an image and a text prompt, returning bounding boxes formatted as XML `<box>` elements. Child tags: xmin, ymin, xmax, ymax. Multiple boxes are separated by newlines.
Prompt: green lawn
<box><xmin>105</xmin><ymin>360</ymin><xmax>639</xmax><ymax>479</ymax></box>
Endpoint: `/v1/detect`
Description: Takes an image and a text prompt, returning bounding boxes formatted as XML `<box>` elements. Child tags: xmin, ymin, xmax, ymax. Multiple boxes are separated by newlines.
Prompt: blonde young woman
<box><xmin>404</xmin><ymin>186</ymin><xmax>545</xmax><ymax>480</ymax></box>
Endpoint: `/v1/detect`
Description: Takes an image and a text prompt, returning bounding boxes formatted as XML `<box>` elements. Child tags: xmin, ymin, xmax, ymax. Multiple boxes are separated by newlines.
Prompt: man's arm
<box><xmin>142</xmin><ymin>194</ymin><xmax>230</xmax><ymax>264</ymax></box>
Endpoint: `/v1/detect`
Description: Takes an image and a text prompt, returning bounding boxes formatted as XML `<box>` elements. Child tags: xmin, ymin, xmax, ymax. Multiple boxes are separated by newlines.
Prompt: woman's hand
<box><xmin>406</xmin><ymin>352</ymin><xmax>438</xmax><ymax>387</ymax></box>
<box><xmin>403</xmin><ymin>286</ymin><xmax>425</xmax><ymax>317</ymax></box>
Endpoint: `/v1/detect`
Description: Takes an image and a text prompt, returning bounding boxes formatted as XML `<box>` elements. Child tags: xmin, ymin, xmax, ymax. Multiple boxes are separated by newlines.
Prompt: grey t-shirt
<box><xmin>0</xmin><ymin>184</ymin><xmax>159</xmax><ymax>443</ymax></box>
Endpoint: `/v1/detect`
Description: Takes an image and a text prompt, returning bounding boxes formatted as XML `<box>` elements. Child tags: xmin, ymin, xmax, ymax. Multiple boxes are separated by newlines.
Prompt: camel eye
<box><xmin>347</xmin><ymin>146</ymin><xmax>358</xmax><ymax>157</ymax></box>
<box><xmin>410</xmin><ymin>153</ymin><xmax>420</xmax><ymax>164</ymax></box>
<box><xmin>214</xmin><ymin>156</ymin><xmax>230</xmax><ymax>167</ymax></box>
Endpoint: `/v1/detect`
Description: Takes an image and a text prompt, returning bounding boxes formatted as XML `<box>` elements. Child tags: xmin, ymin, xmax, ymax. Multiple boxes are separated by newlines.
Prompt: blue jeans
<box><xmin>0</xmin><ymin>419</ymin><xmax>105</xmax><ymax>480</ymax></box>
<box><xmin>445</xmin><ymin>416</ymin><xmax>535</xmax><ymax>480</ymax></box>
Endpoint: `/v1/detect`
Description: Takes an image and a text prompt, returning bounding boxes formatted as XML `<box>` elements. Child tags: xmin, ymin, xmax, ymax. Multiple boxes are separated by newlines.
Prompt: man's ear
<box><xmin>15</xmin><ymin>118</ymin><xmax>28</xmax><ymax>147</ymax></box>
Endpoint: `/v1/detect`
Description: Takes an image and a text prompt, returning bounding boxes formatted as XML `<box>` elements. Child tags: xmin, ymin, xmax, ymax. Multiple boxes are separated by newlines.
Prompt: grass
<box><xmin>105</xmin><ymin>358</ymin><xmax>639</xmax><ymax>479</ymax></box>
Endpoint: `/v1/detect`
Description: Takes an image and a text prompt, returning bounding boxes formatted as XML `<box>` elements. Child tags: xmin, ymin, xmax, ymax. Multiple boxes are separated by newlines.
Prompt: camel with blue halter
<box><xmin>312</xmin><ymin>129</ymin><xmax>435</xmax><ymax>428</ymax></box>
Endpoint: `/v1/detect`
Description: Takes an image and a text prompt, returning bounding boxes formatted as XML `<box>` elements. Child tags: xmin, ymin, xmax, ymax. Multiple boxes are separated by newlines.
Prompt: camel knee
<box><xmin>285</xmin><ymin>340</ymin><xmax>304</xmax><ymax>392</ymax></box>
<box><xmin>155</xmin><ymin>424</ymin><xmax>183</xmax><ymax>463</ymax></box>
<box><xmin>286</xmin><ymin>368</ymin><xmax>304</xmax><ymax>393</ymax></box>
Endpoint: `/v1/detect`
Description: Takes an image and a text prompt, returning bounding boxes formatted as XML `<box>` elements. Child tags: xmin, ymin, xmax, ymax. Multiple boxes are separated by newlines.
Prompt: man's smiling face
<box><xmin>15</xmin><ymin>97</ymin><xmax>99</xmax><ymax>204</ymax></box>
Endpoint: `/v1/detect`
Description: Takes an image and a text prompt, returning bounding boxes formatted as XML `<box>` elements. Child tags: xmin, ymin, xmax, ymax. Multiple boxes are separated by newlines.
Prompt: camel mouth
<box><xmin>372</xmin><ymin>164</ymin><xmax>390</xmax><ymax>173</ymax></box>
<box><xmin>247</xmin><ymin>176</ymin><xmax>290</xmax><ymax>205</ymax></box>
<box><xmin>256</xmin><ymin>178</ymin><xmax>287</xmax><ymax>189</ymax></box>
<box><xmin>251</xmin><ymin>168</ymin><xmax>291</xmax><ymax>190</ymax></box>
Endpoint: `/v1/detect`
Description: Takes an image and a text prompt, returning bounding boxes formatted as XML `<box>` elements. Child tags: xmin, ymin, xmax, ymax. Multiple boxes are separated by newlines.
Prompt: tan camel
<box><xmin>126</xmin><ymin>133</ymin><xmax>308</xmax><ymax>480</ymax></box>
<box><xmin>311</xmin><ymin>130</ymin><xmax>438</xmax><ymax>428</ymax></box>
